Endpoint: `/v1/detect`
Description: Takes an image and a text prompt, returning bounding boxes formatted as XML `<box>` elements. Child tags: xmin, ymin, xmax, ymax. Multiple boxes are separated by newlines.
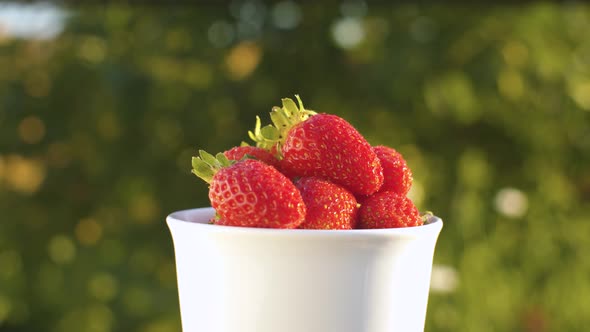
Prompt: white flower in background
<box><xmin>495</xmin><ymin>187</ymin><xmax>528</xmax><ymax>218</ymax></box>
<box><xmin>430</xmin><ymin>264</ymin><xmax>458</xmax><ymax>293</ymax></box>
<box><xmin>331</xmin><ymin>17</ymin><xmax>365</xmax><ymax>49</ymax></box>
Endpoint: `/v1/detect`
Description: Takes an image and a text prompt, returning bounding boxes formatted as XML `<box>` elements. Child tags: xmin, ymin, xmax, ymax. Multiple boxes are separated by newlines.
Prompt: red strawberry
<box><xmin>250</xmin><ymin>96</ymin><xmax>383</xmax><ymax>196</ymax></box>
<box><xmin>281</xmin><ymin>114</ymin><xmax>383</xmax><ymax>195</ymax></box>
<box><xmin>224</xmin><ymin>145</ymin><xmax>279</xmax><ymax>167</ymax></box>
<box><xmin>358</xmin><ymin>191</ymin><xmax>422</xmax><ymax>228</ymax></box>
<box><xmin>192</xmin><ymin>151</ymin><xmax>305</xmax><ymax>228</ymax></box>
<box><xmin>295</xmin><ymin>177</ymin><xmax>358</xmax><ymax>230</ymax></box>
<box><xmin>373</xmin><ymin>145</ymin><xmax>413</xmax><ymax>195</ymax></box>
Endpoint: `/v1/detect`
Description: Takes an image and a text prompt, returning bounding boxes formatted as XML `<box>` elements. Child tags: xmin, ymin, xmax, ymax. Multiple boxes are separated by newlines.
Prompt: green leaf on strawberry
<box><xmin>248</xmin><ymin>116</ymin><xmax>280</xmax><ymax>150</ymax></box>
<box><xmin>191</xmin><ymin>150</ymin><xmax>234</xmax><ymax>183</ymax></box>
<box><xmin>249</xmin><ymin>95</ymin><xmax>316</xmax><ymax>157</ymax></box>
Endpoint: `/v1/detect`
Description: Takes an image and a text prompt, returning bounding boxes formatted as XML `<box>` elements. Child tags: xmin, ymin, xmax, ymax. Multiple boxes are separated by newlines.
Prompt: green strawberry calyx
<box><xmin>421</xmin><ymin>211</ymin><xmax>434</xmax><ymax>224</ymax></box>
<box><xmin>248</xmin><ymin>95</ymin><xmax>316</xmax><ymax>158</ymax></box>
<box><xmin>247</xmin><ymin>116</ymin><xmax>279</xmax><ymax>150</ymax></box>
<box><xmin>191</xmin><ymin>150</ymin><xmax>234</xmax><ymax>184</ymax></box>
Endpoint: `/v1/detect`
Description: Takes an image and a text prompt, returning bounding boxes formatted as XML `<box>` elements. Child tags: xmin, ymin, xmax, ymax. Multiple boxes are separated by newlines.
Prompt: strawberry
<box><xmin>295</xmin><ymin>177</ymin><xmax>359</xmax><ymax>230</ymax></box>
<box><xmin>373</xmin><ymin>145</ymin><xmax>413</xmax><ymax>196</ymax></box>
<box><xmin>192</xmin><ymin>151</ymin><xmax>306</xmax><ymax>228</ymax></box>
<box><xmin>250</xmin><ymin>96</ymin><xmax>384</xmax><ymax>196</ymax></box>
<box><xmin>223</xmin><ymin>145</ymin><xmax>279</xmax><ymax>167</ymax></box>
<box><xmin>358</xmin><ymin>191</ymin><xmax>422</xmax><ymax>228</ymax></box>
<box><xmin>281</xmin><ymin>114</ymin><xmax>384</xmax><ymax>195</ymax></box>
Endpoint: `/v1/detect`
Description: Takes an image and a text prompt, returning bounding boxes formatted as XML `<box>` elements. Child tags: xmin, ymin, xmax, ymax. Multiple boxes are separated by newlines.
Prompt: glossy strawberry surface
<box><xmin>295</xmin><ymin>177</ymin><xmax>358</xmax><ymax>230</ymax></box>
<box><xmin>358</xmin><ymin>191</ymin><xmax>422</xmax><ymax>228</ymax></box>
<box><xmin>209</xmin><ymin>159</ymin><xmax>305</xmax><ymax>228</ymax></box>
<box><xmin>373</xmin><ymin>145</ymin><xmax>413</xmax><ymax>196</ymax></box>
<box><xmin>279</xmin><ymin>114</ymin><xmax>384</xmax><ymax>196</ymax></box>
<box><xmin>224</xmin><ymin>146</ymin><xmax>279</xmax><ymax>167</ymax></box>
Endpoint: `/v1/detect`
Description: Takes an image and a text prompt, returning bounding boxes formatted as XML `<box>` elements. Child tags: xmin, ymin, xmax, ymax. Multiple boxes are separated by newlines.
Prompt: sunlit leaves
<box><xmin>1</xmin><ymin>3</ymin><xmax>590</xmax><ymax>332</ymax></box>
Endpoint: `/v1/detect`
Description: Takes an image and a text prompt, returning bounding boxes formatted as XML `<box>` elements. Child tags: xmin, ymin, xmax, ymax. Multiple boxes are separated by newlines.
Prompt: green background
<box><xmin>1</xmin><ymin>2</ymin><xmax>589</xmax><ymax>331</ymax></box>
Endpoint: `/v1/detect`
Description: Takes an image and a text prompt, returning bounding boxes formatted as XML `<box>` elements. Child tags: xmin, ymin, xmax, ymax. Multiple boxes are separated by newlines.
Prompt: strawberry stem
<box><xmin>248</xmin><ymin>95</ymin><xmax>316</xmax><ymax>158</ymax></box>
<box><xmin>420</xmin><ymin>211</ymin><xmax>434</xmax><ymax>224</ymax></box>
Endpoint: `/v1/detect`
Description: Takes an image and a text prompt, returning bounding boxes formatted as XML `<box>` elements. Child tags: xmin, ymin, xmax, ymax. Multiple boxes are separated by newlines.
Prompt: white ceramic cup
<box><xmin>167</xmin><ymin>207</ymin><xmax>443</xmax><ymax>332</ymax></box>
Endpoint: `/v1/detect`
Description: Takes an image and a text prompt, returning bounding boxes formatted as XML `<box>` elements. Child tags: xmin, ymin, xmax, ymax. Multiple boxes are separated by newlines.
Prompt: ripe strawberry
<box><xmin>223</xmin><ymin>145</ymin><xmax>279</xmax><ymax>167</ymax></box>
<box><xmin>358</xmin><ymin>191</ymin><xmax>422</xmax><ymax>228</ymax></box>
<box><xmin>295</xmin><ymin>177</ymin><xmax>358</xmax><ymax>230</ymax></box>
<box><xmin>373</xmin><ymin>145</ymin><xmax>413</xmax><ymax>196</ymax></box>
<box><xmin>250</xmin><ymin>96</ymin><xmax>384</xmax><ymax>196</ymax></box>
<box><xmin>281</xmin><ymin>114</ymin><xmax>384</xmax><ymax>195</ymax></box>
<box><xmin>192</xmin><ymin>151</ymin><xmax>305</xmax><ymax>228</ymax></box>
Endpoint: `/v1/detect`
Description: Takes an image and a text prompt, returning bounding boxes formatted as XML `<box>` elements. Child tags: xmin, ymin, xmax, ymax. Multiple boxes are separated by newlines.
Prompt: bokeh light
<box><xmin>75</xmin><ymin>218</ymin><xmax>104</xmax><ymax>246</ymax></box>
<box><xmin>18</xmin><ymin>115</ymin><xmax>46</xmax><ymax>144</ymax></box>
<box><xmin>224</xmin><ymin>41</ymin><xmax>262</xmax><ymax>80</ymax></box>
<box><xmin>331</xmin><ymin>17</ymin><xmax>365</xmax><ymax>49</ymax></box>
<box><xmin>2</xmin><ymin>155</ymin><xmax>46</xmax><ymax>194</ymax></box>
<box><xmin>495</xmin><ymin>188</ymin><xmax>529</xmax><ymax>218</ymax></box>
<box><xmin>430</xmin><ymin>264</ymin><xmax>459</xmax><ymax>294</ymax></box>
<box><xmin>48</xmin><ymin>235</ymin><xmax>77</xmax><ymax>265</ymax></box>
<box><xmin>271</xmin><ymin>1</ymin><xmax>302</xmax><ymax>30</ymax></box>
<box><xmin>88</xmin><ymin>273</ymin><xmax>119</xmax><ymax>302</ymax></box>
<box><xmin>208</xmin><ymin>20</ymin><xmax>235</xmax><ymax>47</ymax></box>
<box><xmin>0</xmin><ymin>2</ymin><xmax>67</xmax><ymax>39</ymax></box>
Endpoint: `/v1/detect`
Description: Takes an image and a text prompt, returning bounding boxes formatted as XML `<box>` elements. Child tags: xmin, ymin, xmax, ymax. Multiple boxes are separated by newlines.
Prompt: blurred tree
<box><xmin>0</xmin><ymin>2</ymin><xmax>589</xmax><ymax>332</ymax></box>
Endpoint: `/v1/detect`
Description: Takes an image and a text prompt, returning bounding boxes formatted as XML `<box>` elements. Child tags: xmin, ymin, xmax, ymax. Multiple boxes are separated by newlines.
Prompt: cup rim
<box><xmin>167</xmin><ymin>207</ymin><xmax>443</xmax><ymax>238</ymax></box>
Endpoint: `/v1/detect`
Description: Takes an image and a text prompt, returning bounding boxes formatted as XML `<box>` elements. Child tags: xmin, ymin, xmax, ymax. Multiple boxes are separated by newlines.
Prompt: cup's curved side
<box><xmin>167</xmin><ymin>208</ymin><xmax>443</xmax><ymax>332</ymax></box>
<box><xmin>382</xmin><ymin>222</ymin><xmax>442</xmax><ymax>331</ymax></box>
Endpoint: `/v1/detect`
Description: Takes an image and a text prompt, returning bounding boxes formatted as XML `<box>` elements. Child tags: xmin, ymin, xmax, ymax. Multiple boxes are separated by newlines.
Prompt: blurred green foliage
<box><xmin>1</xmin><ymin>2</ymin><xmax>590</xmax><ymax>332</ymax></box>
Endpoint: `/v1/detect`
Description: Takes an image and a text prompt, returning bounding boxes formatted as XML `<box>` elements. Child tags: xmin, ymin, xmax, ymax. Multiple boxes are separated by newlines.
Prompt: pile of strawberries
<box><xmin>192</xmin><ymin>96</ymin><xmax>424</xmax><ymax>229</ymax></box>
